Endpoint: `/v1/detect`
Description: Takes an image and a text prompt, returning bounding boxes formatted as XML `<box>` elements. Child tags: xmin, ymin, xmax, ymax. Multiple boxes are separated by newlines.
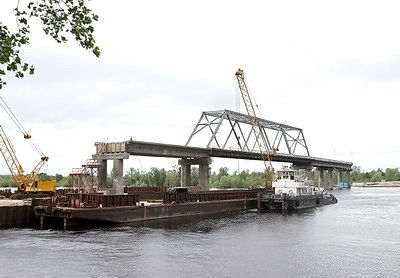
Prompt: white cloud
<box><xmin>0</xmin><ymin>0</ymin><xmax>399</xmax><ymax>175</ymax></box>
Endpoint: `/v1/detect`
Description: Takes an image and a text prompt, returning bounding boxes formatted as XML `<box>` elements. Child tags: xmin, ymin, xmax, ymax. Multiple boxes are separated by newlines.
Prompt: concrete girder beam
<box><xmin>99</xmin><ymin>153</ymin><xmax>130</xmax><ymax>160</ymax></box>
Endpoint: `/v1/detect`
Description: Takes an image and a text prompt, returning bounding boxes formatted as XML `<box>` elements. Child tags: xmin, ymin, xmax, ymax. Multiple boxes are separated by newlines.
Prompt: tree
<box><xmin>148</xmin><ymin>167</ymin><xmax>166</xmax><ymax>186</ymax></box>
<box><xmin>191</xmin><ymin>167</ymin><xmax>199</xmax><ymax>186</ymax></box>
<box><xmin>165</xmin><ymin>166</ymin><xmax>180</xmax><ymax>187</ymax></box>
<box><xmin>37</xmin><ymin>172</ymin><xmax>52</xmax><ymax>181</ymax></box>
<box><xmin>385</xmin><ymin>168</ymin><xmax>400</xmax><ymax>181</ymax></box>
<box><xmin>370</xmin><ymin>171</ymin><xmax>383</xmax><ymax>183</ymax></box>
<box><xmin>57</xmin><ymin>175</ymin><xmax>71</xmax><ymax>187</ymax></box>
<box><xmin>0</xmin><ymin>175</ymin><xmax>16</xmax><ymax>187</ymax></box>
<box><xmin>55</xmin><ymin>173</ymin><xmax>64</xmax><ymax>182</ymax></box>
<box><xmin>124</xmin><ymin>168</ymin><xmax>144</xmax><ymax>187</ymax></box>
<box><xmin>351</xmin><ymin>166</ymin><xmax>364</xmax><ymax>182</ymax></box>
<box><xmin>0</xmin><ymin>0</ymin><xmax>100</xmax><ymax>89</ymax></box>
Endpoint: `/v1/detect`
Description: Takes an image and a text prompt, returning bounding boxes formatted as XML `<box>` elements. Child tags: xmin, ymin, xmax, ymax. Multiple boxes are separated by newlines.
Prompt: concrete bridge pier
<box><xmin>317</xmin><ymin>168</ymin><xmax>334</xmax><ymax>189</ymax></box>
<box><xmin>111</xmin><ymin>159</ymin><xmax>124</xmax><ymax>195</ymax></box>
<box><xmin>179</xmin><ymin>158</ymin><xmax>212</xmax><ymax>191</ymax></box>
<box><xmin>99</xmin><ymin>159</ymin><xmax>107</xmax><ymax>190</ymax></box>
<box><xmin>327</xmin><ymin>169</ymin><xmax>333</xmax><ymax>189</ymax></box>
<box><xmin>99</xmin><ymin>153</ymin><xmax>130</xmax><ymax>195</ymax></box>
<box><xmin>337</xmin><ymin>169</ymin><xmax>352</xmax><ymax>188</ymax></box>
<box><xmin>318</xmin><ymin>168</ymin><xmax>325</xmax><ymax>188</ymax></box>
<box><xmin>346</xmin><ymin>170</ymin><xmax>351</xmax><ymax>188</ymax></box>
<box><xmin>306</xmin><ymin>168</ymin><xmax>314</xmax><ymax>182</ymax></box>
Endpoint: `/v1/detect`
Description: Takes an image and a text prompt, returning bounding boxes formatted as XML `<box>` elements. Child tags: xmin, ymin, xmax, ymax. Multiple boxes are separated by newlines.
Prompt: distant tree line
<box><xmin>0</xmin><ymin>173</ymin><xmax>71</xmax><ymax>188</ymax></box>
<box><xmin>350</xmin><ymin>166</ymin><xmax>400</xmax><ymax>183</ymax></box>
<box><xmin>123</xmin><ymin>166</ymin><xmax>269</xmax><ymax>188</ymax></box>
<box><xmin>122</xmin><ymin>166</ymin><xmax>400</xmax><ymax>188</ymax></box>
<box><xmin>0</xmin><ymin>166</ymin><xmax>398</xmax><ymax>188</ymax></box>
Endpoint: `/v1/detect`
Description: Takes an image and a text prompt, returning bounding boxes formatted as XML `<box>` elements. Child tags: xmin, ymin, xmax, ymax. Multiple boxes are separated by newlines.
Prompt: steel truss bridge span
<box><xmin>186</xmin><ymin>109</ymin><xmax>310</xmax><ymax>157</ymax></box>
<box><xmin>94</xmin><ymin>109</ymin><xmax>352</xmax><ymax>192</ymax></box>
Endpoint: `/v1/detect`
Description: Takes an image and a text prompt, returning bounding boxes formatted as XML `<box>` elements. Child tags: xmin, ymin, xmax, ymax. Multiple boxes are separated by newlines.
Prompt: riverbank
<box><xmin>352</xmin><ymin>181</ymin><xmax>400</xmax><ymax>187</ymax></box>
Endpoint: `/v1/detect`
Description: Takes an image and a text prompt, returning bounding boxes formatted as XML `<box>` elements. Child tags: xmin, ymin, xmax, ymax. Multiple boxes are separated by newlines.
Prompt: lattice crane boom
<box><xmin>0</xmin><ymin>125</ymin><xmax>26</xmax><ymax>188</ymax></box>
<box><xmin>235</xmin><ymin>69</ymin><xmax>275</xmax><ymax>185</ymax></box>
<box><xmin>0</xmin><ymin>97</ymin><xmax>56</xmax><ymax>194</ymax></box>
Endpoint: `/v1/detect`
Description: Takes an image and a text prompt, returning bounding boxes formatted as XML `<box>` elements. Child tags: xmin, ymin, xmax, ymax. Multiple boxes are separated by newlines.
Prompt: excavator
<box><xmin>0</xmin><ymin>97</ymin><xmax>56</xmax><ymax>197</ymax></box>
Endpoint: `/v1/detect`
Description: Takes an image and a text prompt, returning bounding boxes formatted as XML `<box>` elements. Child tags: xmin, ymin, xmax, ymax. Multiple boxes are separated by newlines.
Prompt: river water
<box><xmin>0</xmin><ymin>187</ymin><xmax>399</xmax><ymax>278</ymax></box>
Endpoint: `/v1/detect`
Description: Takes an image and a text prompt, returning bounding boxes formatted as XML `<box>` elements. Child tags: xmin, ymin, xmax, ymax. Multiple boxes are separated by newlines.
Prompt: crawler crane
<box><xmin>235</xmin><ymin>69</ymin><xmax>275</xmax><ymax>186</ymax></box>
<box><xmin>0</xmin><ymin>98</ymin><xmax>56</xmax><ymax>196</ymax></box>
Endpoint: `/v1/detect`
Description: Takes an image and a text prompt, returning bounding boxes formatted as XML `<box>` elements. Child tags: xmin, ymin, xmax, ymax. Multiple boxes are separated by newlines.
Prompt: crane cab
<box><xmin>25</xmin><ymin>180</ymin><xmax>57</xmax><ymax>193</ymax></box>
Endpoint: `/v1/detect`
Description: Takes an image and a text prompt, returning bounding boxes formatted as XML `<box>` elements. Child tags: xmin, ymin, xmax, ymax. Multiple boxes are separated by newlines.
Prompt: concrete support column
<box><xmin>327</xmin><ymin>169</ymin><xmax>333</xmax><ymax>189</ymax></box>
<box><xmin>99</xmin><ymin>159</ymin><xmax>107</xmax><ymax>191</ymax></box>
<box><xmin>199</xmin><ymin>161</ymin><xmax>211</xmax><ymax>191</ymax></box>
<box><xmin>306</xmin><ymin>168</ymin><xmax>314</xmax><ymax>184</ymax></box>
<box><xmin>337</xmin><ymin>170</ymin><xmax>342</xmax><ymax>187</ymax></box>
<box><xmin>112</xmin><ymin>159</ymin><xmax>124</xmax><ymax>195</ymax></box>
<box><xmin>346</xmin><ymin>170</ymin><xmax>352</xmax><ymax>188</ymax></box>
<box><xmin>318</xmin><ymin>169</ymin><xmax>324</xmax><ymax>188</ymax></box>
<box><xmin>180</xmin><ymin>162</ymin><xmax>191</xmax><ymax>187</ymax></box>
<box><xmin>178</xmin><ymin>157</ymin><xmax>212</xmax><ymax>191</ymax></box>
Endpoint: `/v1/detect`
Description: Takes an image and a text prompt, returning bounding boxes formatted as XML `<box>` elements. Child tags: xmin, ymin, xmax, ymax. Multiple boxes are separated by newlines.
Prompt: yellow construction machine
<box><xmin>0</xmin><ymin>97</ymin><xmax>56</xmax><ymax>196</ymax></box>
<box><xmin>235</xmin><ymin>69</ymin><xmax>275</xmax><ymax>187</ymax></box>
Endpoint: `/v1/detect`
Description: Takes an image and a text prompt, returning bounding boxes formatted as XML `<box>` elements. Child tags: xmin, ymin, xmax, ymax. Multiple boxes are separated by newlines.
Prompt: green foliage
<box><xmin>370</xmin><ymin>171</ymin><xmax>383</xmax><ymax>182</ymax></box>
<box><xmin>191</xmin><ymin>167</ymin><xmax>199</xmax><ymax>186</ymax></box>
<box><xmin>211</xmin><ymin>168</ymin><xmax>267</xmax><ymax>188</ymax></box>
<box><xmin>165</xmin><ymin>166</ymin><xmax>180</xmax><ymax>187</ymax></box>
<box><xmin>385</xmin><ymin>167</ymin><xmax>400</xmax><ymax>181</ymax></box>
<box><xmin>57</xmin><ymin>175</ymin><xmax>71</xmax><ymax>187</ymax></box>
<box><xmin>54</xmin><ymin>173</ymin><xmax>64</xmax><ymax>182</ymax></box>
<box><xmin>124</xmin><ymin>168</ymin><xmax>144</xmax><ymax>187</ymax></box>
<box><xmin>124</xmin><ymin>167</ymin><xmax>181</xmax><ymax>187</ymax></box>
<box><xmin>0</xmin><ymin>174</ymin><xmax>16</xmax><ymax>187</ymax></box>
<box><xmin>0</xmin><ymin>0</ymin><xmax>100</xmax><ymax>88</ymax></box>
<box><xmin>0</xmin><ymin>173</ymin><xmax>70</xmax><ymax>187</ymax></box>
<box><xmin>37</xmin><ymin>172</ymin><xmax>53</xmax><ymax>181</ymax></box>
<box><xmin>149</xmin><ymin>167</ymin><xmax>167</xmax><ymax>186</ymax></box>
<box><xmin>350</xmin><ymin>166</ymin><xmax>400</xmax><ymax>183</ymax></box>
<box><xmin>350</xmin><ymin>166</ymin><xmax>364</xmax><ymax>182</ymax></box>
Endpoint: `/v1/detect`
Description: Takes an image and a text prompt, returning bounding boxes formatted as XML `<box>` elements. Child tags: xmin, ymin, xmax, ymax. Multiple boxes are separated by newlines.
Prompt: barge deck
<box><xmin>35</xmin><ymin>190</ymin><xmax>267</xmax><ymax>228</ymax></box>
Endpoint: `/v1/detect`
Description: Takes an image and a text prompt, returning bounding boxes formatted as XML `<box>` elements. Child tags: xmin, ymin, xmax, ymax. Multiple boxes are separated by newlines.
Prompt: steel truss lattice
<box><xmin>186</xmin><ymin>109</ymin><xmax>310</xmax><ymax>156</ymax></box>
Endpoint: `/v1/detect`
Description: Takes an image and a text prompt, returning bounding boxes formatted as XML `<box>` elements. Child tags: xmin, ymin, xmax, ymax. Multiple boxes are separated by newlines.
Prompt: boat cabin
<box><xmin>272</xmin><ymin>167</ymin><xmax>315</xmax><ymax>197</ymax></box>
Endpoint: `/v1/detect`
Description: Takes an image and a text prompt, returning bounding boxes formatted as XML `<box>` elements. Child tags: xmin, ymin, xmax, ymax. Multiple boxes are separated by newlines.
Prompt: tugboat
<box><xmin>258</xmin><ymin>166</ymin><xmax>337</xmax><ymax>210</ymax></box>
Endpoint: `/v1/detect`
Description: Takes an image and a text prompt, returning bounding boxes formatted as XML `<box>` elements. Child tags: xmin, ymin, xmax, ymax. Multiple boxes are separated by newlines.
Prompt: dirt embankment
<box><xmin>352</xmin><ymin>182</ymin><xmax>400</xmax><ymax>187</ymax></box>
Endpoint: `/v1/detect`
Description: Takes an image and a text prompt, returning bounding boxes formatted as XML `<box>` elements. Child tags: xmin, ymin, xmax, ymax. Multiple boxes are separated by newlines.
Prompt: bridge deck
<box><xmin>99</xmin><ymin>140</ymin><xmax>352</xmax><ymax>171</ymax></box>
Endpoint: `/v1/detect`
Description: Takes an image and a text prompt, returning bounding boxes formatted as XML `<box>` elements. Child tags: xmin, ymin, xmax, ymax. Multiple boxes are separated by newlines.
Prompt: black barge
<box><xmin>34</xmin><ymin>189</ymin><xmax>268</xmax><ymax>228</ymax></box>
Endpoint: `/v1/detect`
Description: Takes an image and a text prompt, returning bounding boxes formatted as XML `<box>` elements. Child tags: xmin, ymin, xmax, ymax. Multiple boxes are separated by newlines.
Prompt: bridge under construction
<box><xmin>81</xmin><ymin>109</ymin><xmax>352</xmax><ymax>193</ymax></box>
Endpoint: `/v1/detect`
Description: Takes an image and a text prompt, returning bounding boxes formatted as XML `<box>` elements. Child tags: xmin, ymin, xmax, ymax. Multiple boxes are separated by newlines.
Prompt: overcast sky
<box><xmin>0</xmin><ymin>0</ymin><xmax>399</xmax><ymax>176</ymax></box>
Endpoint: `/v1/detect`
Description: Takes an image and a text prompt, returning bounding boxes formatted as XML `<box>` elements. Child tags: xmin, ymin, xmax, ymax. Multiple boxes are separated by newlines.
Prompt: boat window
<box><xmin>282</xmin><ymin>172</ymin><xmax>290</xmax><ymax>179</ymax></box>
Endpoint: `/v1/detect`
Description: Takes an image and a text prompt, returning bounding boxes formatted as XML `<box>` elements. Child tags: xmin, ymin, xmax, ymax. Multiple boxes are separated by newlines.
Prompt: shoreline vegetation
<box><xmin>0</xmin><ymin>166</ymin><xmax>399</xmax><ymax>189</ymax></box>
